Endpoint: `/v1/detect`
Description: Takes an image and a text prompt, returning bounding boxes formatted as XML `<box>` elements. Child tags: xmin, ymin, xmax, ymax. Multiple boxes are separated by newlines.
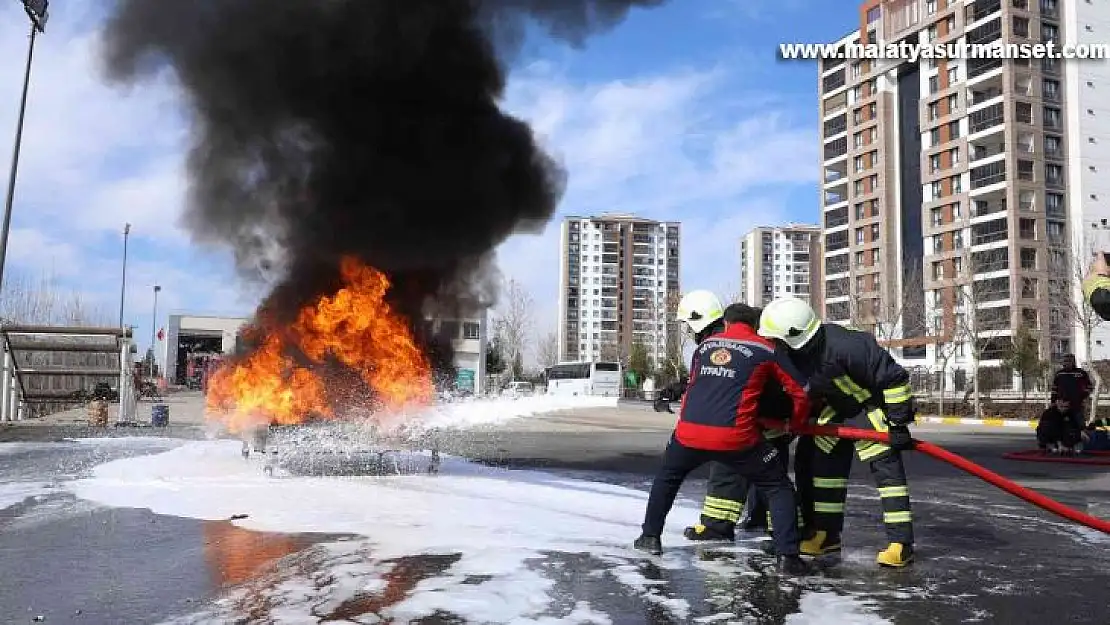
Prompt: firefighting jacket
<box><xmin>675</xmin><ymin>322</ymin><xmax>810</xmax><ymax>451</ymax></box>
<box><xmin>1052</xmin><ymin>367</ymin><xmax>1093</xmax><ymax>403</ymax></box>
<box><xmin>1083</xmin><ymin>274</ymin><xmax>1110</xmax><ymax>322</ymax></box>
<box><xmin>802</xmin><ymin>324</ymin><xmax>915</xmax><ymax>428</ymax></box>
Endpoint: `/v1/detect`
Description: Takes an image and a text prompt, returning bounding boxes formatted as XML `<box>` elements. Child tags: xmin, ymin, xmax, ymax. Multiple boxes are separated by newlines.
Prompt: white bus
<box><xmin>544</xmin><ymin>361</ymin><xmax>622</xmax><ymax>397</ymax></box>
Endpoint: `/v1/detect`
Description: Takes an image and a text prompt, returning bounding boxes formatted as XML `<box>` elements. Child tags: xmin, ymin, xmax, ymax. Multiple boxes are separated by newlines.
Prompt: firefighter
<box><xmin>1083</xmin><ymin>253</ymin><xmax>1110</xmax><ymax>320</ymax></box>
<box><xmin>757</xmin><ymin>297</ymin><xmax>917</xmax><ymax>568</ymax></box>
<box><xmin>634</xmin><ymin>290</ymin><xmax>812</xmax><ymax>575</ymax></box>
<box><xmin>684</xmin><ymin>303</ymin><xmax>801</xmax><ymax>542</ymax></box>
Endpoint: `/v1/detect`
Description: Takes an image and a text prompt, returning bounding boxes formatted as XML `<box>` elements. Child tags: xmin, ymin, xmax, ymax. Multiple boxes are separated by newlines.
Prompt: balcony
<box><xmin>824</xmin><ymin>114</ymin><xmax>847</xmax><ymax>138</ymax></box>
<box><xmin>824</xmin><ymin>136</ymin><xmax>848</xmax><ymax>161</ymax></box>
<box><xmin>825</xmin><ymin>205</ymin><xmax>849</xmax><ymax>229</ymax></box>
<box><xmin>969</xmin><ymin>103</ymin><xmax>1005</xmax><ymax>134</ymax></box>
<box><xmin>823</xmin><ymin>69</ymin><xmax>846</xmax><ymax>93</ymax></box>
<box><xmin>1045</xmin><ymin>176</ymin><xmax>1065</xmax><ymax>190</ymax></box>
<box><xmin>824</xmin><ymin>160</ymin><xmax>848</xmax><ymax>185</ymax></box>
<box><xmin>967</xmin><ymin>18</ymin><xmax>1002</xmax><ymax>46</ymax></box>
<box><xmin>971</xmin><ymin>141</ymin><xmax>1006</xmax><ymax>162</ymax></box>
<box><xmin>969</xmin><ymin>0</ymin><xmax>1001</xmax><ymax>23</ymax></box>
<box><xmin>972</xmin><ymin>199</ymin><xmax>1006</xmax><ymax>217</ymax></box>
<box><xmin>1046</xmin><ymin>203</ymin><xmax>1066</xmax><ymax>219</ymax></box>
<box><xmin>969</xmin><ymin>87</ymin><xmax>1003</xmax><ymax>107</ymax></box>
<box><xmin>1041</xmin><ymin>0</ymin><xmax>1058</xmax><ymax>18</ymax></box>
<box><xmin>968</xmin><ymin>58</ymin><xmax>1004</xmax><ymax>80</ymax></box>
<box><xmin>971</xmin><ymin>171</ymin><xmax>1006</xmax><ymax>189</ymax></box>
<box><xmin>824</xmin><ymin>187</ymin><xmax>848</xmax><ymax>207</ymax></box>
<box><xmin>823</xmin><ymin>91</ymin><xmax>848</xmax><ymax>118</ymax></box>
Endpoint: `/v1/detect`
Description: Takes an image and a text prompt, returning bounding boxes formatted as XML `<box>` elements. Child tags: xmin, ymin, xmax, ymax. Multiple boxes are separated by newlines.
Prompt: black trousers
<box><xmin>698</xmin><ymin>435</ymin><xmax>796</xmax><ymax>534</ymax></box>
<box><xmin>810</xmin><ymin>409</ymin><xmax>913</xmax><ymax>545</ymax></box>
<box><xmin>793</xmin><ymin>434</ymin><xmax>816</xmax><ymax>535</ymax></box>
<box><xmin>643</xmin><ymin>435</ymin><xmax>801</xmax><ymax>556</ymax></box>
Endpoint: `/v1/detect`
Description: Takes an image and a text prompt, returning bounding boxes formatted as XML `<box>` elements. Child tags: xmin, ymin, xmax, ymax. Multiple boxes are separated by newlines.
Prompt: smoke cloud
<box><xmin>99</xmin><ymin>0</ymin><xmax>663</xmax><ymax>377</ymax></box>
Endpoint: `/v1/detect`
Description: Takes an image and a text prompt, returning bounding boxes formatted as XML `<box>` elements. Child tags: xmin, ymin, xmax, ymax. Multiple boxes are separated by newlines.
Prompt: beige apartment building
<box><xmin>739</xmin><ymin>224</ymin><xmax>823</xmax><ymax>309</ymax></box>
<box><xmin>557</xmin><ymin>214</ymin><xmax>681</xmax><ymax>365</ymax></box>
<box><xmin>818</xmin><ymin>0</ymin><xmax>1098</xmax><ymax>390</ymax></box>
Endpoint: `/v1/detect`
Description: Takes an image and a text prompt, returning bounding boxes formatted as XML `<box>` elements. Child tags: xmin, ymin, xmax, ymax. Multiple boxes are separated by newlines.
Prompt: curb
<box><xmin>918</xmin><ymin>416</ymin><xmax>1037</xmax><ymax>428</ymax></box>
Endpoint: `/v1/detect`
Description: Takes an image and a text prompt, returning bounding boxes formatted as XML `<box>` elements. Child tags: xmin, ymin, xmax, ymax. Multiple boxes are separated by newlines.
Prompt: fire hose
<box><xmin>796</xmin><ymin>423</ymin><xmax>1110</xmax><ymax>535</ymax></box>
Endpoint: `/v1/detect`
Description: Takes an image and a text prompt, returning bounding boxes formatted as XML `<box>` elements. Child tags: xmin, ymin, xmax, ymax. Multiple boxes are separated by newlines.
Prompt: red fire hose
<box><xmin>798</xmin><ymin>423</ymin><xmax>1110</xmax><ymax>535</ymax></box>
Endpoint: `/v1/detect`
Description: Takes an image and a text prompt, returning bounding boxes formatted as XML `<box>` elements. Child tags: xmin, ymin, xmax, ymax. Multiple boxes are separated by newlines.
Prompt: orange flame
<box><xmin>205</xmin><ymin>257</ymin><xmax>435</xmax><ymax>432</ymax></box>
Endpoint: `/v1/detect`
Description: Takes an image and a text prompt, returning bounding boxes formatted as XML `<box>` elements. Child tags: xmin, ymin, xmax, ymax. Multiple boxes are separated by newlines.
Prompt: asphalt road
<box><xmin>2</xmin><ymin>407</ymin><xmax>1108</xmax><ymax>624</ymax></box>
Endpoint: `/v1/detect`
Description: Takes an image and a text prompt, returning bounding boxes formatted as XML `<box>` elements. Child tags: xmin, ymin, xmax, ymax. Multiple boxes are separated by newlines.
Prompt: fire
<box><xmin>205</xmin><ymin>257</ymin><xmax>435</xmax><ymax>432</ymax></box>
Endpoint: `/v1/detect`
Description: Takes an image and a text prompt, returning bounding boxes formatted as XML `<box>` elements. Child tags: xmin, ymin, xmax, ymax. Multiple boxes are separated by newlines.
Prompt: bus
<box><xmin>544</xmin><ymin>361</ymin><xmax>622</xmax><ymax>397</ymax></box>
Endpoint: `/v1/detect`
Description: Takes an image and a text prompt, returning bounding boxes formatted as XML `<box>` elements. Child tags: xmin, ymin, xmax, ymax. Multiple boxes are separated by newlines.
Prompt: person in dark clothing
<box><xmin>684</xmin><ymin>303</ymin><xmax>801</xmax><ymax>542</ymax></box>
<box><xmin>759</xmin><ymin>297</ymin><xmax>917</xmax><ymax>568</ymax></box>
<box><xmin>1037</xmin><ymin>398</ymin><xmax>1083</xmax><ymax>453</ymax></box>
<box><xmin>634</xmin><ymin>290</ymin><xmax>812</xmax><ymax>575</ymax></box>
<box><xmin>1052</xmin><ymin>354</ymin><xmax>1092</xmax><ymax>427</ymax></box>
<box><xmin>1082</xmin><ymin>415</ymin><xmax>1110</xmax><ymax>451</ymax></box>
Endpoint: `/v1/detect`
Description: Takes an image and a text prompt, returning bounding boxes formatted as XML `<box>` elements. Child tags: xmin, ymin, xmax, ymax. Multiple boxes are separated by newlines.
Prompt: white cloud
<box><xmin>495</xmin><ymin>62</ymin><xmax>815</xmax><ymax>361</ymax></box>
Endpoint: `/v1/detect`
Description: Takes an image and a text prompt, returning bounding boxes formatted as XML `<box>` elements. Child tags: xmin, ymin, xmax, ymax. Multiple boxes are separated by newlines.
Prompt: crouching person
<box><xmin>1038</xmin><ymin>398</ymin><xmax>1082</xmax><ymax>454</ymax></box>
<box><xmin>633</xmin><ymin>290</ymin><xmax>812</xmax><ymax>575</ymax></box>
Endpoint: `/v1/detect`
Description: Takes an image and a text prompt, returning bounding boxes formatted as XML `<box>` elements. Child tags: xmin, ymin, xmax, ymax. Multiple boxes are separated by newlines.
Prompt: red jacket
<box><xmin>675</xmin><ymin>323</ymin><xmax>810</xmax><ymax>451</ymax></box>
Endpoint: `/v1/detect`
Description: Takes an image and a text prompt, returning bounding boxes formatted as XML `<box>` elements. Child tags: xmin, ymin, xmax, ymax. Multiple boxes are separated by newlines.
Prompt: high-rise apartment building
<box><xmin>818</xmin><ymin>0</ymin><xmax>1106</xmax><ymax>388</ymax></box>
<box><xmin>557</xmin><ymin>214</ymin><xmax>681</xmax><ymax>365</ymax></box>
<box><xmin>739</xmin><ymin>224</ymin><xmax>823</xmax><ymax>308</ymax></box>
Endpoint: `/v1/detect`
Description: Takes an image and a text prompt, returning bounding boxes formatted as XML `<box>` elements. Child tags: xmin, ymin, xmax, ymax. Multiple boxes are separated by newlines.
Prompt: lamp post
<box><xmin>0</xmin><ymin>0</ymin><xmax>49</xmax><ymax>296</ymax></box>
<box><xmin>150</xmin><ymin>285</ymin><xmax>160</xmax><ymax>377</ymax></box>
<box><xmin>118</xmin><ymin>223</ymin><xmax>130</xmax><ymax>328</ymax></box>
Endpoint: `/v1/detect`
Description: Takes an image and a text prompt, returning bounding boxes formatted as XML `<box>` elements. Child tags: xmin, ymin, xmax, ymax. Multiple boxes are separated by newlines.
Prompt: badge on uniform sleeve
<box><xmin>709</xmin><ymin>348</ymin><xmax>732</xmax><ymax>366</ymax></box>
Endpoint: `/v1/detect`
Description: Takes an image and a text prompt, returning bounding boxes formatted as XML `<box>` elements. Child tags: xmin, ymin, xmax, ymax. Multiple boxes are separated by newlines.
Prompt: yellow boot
<box><xmin>876</xmin><ymin>543</ymin><xmax>914</xmax><ymax>567</ymax></box>
<box><xmin>799</xmin><ymin>530</ymin><xmax>841</xmax><ymax>556</ymax></box>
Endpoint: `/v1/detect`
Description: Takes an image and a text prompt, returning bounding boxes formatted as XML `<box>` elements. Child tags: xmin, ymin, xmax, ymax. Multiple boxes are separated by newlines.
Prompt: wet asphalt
<box><xmin>1</xmin><ymin>418</ymin><xmax>1109</xmax><ymax>624</ymax></box>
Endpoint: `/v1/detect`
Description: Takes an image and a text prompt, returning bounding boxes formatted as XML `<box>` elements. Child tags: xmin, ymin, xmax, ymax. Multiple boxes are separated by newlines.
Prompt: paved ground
<box><xmin>2</xmin><ymin>397</ymin><xmax>1108</xmax><ymax>623</ymax></box>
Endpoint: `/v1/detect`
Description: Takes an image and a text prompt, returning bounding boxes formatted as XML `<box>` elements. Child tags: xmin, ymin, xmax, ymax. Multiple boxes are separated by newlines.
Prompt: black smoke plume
<box><xmin>99</xmin><ymin>0</ymin><xmax>663</xmax><ymax>384</ymax></box>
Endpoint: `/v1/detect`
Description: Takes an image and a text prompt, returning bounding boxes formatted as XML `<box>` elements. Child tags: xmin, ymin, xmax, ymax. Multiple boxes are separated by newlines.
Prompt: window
<box><xmin>930</xmin><ymin>153</ymin><xmax>942</xmax><ymax>172</ymax></box>
<box><xmin>1013</xmin><ymin>16</ymin><xmax>1029</xmax><ymax>38</ymax></box>
<box><xmin>463</xmin><ymin>322</ymin><xmax>480</xmax><ymax>340</ymax></box>
<box><xmin>1020</xmin><ymin>248</ymin><xmax>1037</xmax><ymax>270</ymax></box>
<box><xmin>927</xmin><ymin>0</ymin><xmax>937</xmax><ymax>14</ymax></box>
<box><xmin>947</xmin><ymin>67</ymin><xmax>958</xmax><ymax>85</ymax></box>
<box><xmin>851</xmin><ymin>61</ymin><xmax>862</xmax><ymax>79</ymax></box>
<box><xmin>951</xmin><ymin>175</ymin><xmax>963</xmax><ymax>193</ymax></box>
<box><xmin>928</xmin><ymin>102</ymin><xmax>939</xmax><ymax>120</ymax></box>
<box><xmin>929</xmin><ymin>75</ymin><xmax>939</xmax><ymax>94</ymax></box>
<box><xmin>931</xmin><ymin>207</ymin><xmax>944</xmax><ymax>227</ymax></box>
<box><xmin>1042</xmin><ymin>23</ymin><xmax>1058</xmax><ymax>43</ymax></box>
<box><xmin>948</xmin><ymin>120</ymin><xmax>961</xmax><ymax>139</ymax></box>
<box><xmin>947</xmin><ymin>93</ymin><xmax>958</xmax><ymax>113</ymax></box>
<box><xmin>856</xmin><ymin>228</ymin><xmax>865</xmax><ymax>244</ymax></box>
<box><xmin>855</xmin><ymin>155</ymin><xmax>865</xmax><ymax>172</ymax></box>
<box><xmin>1045</xmin><ymin>135</ymin><xmax>1061</xmax><ymax>155</ymax></box>
<box><xmin>952</xmin><ymin>202</ymin><xmax>962</xmax><ymax>218</ymax></box>
<box><xmin>929</xmin><ymin>127</ymin><xmax>941</xmax><ymax>146</ymax></box>
<box><xmin>1044</xmin><ymin>106</ymin><xmax>1061</xmax><ymax>128</ymax></box>
<box><xmin>1016</xmin><ymin>101</ymin><xmax>1032</xmax><ymax>123</ymax></box>
<box><xmin>927</xmin><ymin>24</ymin><xmax>938</xmax><ymax>41</ymax></box>
<box><xmin>1043</xmin><ymin>79</ymin><xmax>1060</xmax><ymax>100</ymax></box>
<box><xmin>949</xmin><ymin>147</ymin><xmax>960</xmax><ymax>165</ymax></box>
<box><xmin>931</xmin><ymin>181</ymin><xmax>943</xmax><ymax>199</ymax></box>
<box><xmin>867</xmin><ymin>6</ymin><xmax>880</xmax><ymax>22</ymax></box>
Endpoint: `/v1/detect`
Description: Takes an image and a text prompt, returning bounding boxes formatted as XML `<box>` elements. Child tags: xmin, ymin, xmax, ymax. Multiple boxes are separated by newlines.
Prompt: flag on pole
<box><xmin>157</xmin><ymin>328</ymin><xmax>165</xmax><ymax>341</ymax></box>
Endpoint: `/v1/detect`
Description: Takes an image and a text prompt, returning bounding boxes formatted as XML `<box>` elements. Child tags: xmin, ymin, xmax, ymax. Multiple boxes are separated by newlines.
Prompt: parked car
<box><xmin>501</xmin><ymin>381</ymin><xmax>534</xmax><ymax>399</ymax></box>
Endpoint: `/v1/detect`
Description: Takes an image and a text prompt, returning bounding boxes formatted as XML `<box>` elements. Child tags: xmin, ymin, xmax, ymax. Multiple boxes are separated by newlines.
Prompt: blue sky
<box><xmin>0</xmin><ymin>0</ymin><xmax>859</xmax><ymax>363</ymax></box>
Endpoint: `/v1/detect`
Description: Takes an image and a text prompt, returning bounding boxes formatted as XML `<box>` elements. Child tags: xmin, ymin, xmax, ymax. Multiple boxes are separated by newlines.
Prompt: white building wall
<box><xmin>1066</xmin><ymin>0</ymin><xmax>1110</xmax><ymax>363</ymax></box>
<box><xmin>161</xmin><ymin>314</ymin><xmax>249</xmax><ymax>384</ymax></box>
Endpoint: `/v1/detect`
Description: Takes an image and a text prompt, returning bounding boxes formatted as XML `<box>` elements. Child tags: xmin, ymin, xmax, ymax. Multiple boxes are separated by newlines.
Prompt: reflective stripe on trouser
<box><xmin>699</xmin><ymin>461</ymin><xmax>748</xmax><ymax>534</ymax></box>
<box><xmin>810</xmin><ymin>409</ymin><xmax>914</xmax><ymax>545</ymax></box>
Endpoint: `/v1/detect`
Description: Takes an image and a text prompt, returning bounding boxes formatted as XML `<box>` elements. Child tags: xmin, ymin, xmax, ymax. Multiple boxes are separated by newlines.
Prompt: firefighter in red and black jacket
<box><xmin>634</xmin><ymin>290</ymin><xmax>812</xmax><ymax>575</ymax></box>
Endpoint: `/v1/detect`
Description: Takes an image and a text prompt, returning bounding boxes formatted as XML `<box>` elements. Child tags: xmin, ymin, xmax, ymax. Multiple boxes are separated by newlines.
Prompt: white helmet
<box><xmin>676</xmin><ymin>290</ymin><xmax>725</xmax><ymax>334</ymax></box>
<box><xmin>758</xmin><ymin>297</ymin><xmax>821</xmax><ymax>349</ymax></box>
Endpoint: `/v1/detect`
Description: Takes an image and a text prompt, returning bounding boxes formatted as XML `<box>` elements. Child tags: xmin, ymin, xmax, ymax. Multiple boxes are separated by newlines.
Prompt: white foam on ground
<box><xmin>786</xmin><ymin>593</ymin><xmax>889</xmax><ymax>624</ymax></box>
<box><xmin>0</xmin><ymin>481</ymin><xmax>54</xmax><ymax>511</ymax></box>
<box><xmin>68</xmin><ymin>439</ymin><xmax>887</xmax><ymax>623</ymax></box>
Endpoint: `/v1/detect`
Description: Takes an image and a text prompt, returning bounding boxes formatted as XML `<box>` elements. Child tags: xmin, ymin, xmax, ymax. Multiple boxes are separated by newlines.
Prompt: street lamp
<box><xmin>0</xmin><ymin>0</ymin><xmax>49</xmax><ymax>295</ymax></box>
<box><xmin>150</xmin><ymin>285</ymin><xmax>160</xmax><ymax>377</ymax></box>
<box><xmin>118</xmin><ymin>223</ymin><xmax>130</xmax><ymax>329</ymax></box>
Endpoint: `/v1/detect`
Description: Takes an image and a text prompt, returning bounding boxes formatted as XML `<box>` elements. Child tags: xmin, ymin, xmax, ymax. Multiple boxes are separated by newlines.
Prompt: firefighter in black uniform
<box><xmin>1084</xmin><ymin>253</ymin><xmax>1110</xmax><ymax>320</ymax></box>
<box><xmin>758</xmin><ymin>297</ymin><xmax>917</xmax><ymax>568</ymax></box>
<box><xmin>683</xmin><ymin>303</ymin><xmax>802</xmax><ymax>542</ymax></box>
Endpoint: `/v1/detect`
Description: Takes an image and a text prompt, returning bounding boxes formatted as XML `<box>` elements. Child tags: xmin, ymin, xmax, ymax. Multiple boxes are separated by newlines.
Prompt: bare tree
<box><xmin>1058</xmin><ymin>233</ymin><xmax>1107</xmax><ymax>419</ymax></box>
<box><xmin>491</xmin><ymin>278</ymin><xmax>533</xmax><ymax>382</ymax></box>
<box><xmin>535</xmin><ymin>329</ymin><xmax>559</xmax><ymax>369</ymax></box>
<box><xmin>0</xmin><ymin>268</ymin><xmax>111</xmax><ymax>326</ymax></box>
<box><xmin>950</xmin><ymin>248</ymin><xmax>1017</xmax><ymax>417</ymax></box>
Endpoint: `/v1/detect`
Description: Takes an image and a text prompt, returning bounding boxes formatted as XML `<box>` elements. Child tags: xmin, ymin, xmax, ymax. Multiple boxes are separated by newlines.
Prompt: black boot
<box><xmin>634</xmin><ymin>534</ymin><xmax>663</xmax><ymax>555</ymax></box>
<box><xmin>777</xmin><ymin>554</ymin><xmax>812</xmax><ymax>576</ymax></box>
<box><xmin>684</xmin><ymin>524</ymin><xmax>734</xmax><ymax>542</ymax></box>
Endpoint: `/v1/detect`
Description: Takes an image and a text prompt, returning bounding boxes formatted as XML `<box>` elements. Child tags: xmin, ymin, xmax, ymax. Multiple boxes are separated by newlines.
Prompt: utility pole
<box><xmin>119</xmin><ymin>223</ymin><xmax>130</xmax><ymax>328</ymax></box>
<box><xmin>0</xmin><ymin>0</ymin><xmax>49</xmax><ymax>296</ymax></box>
<box><xmin>150</xmin><ymin>285</ymin><xmax>160</xmax><ymax>377</ymax></box>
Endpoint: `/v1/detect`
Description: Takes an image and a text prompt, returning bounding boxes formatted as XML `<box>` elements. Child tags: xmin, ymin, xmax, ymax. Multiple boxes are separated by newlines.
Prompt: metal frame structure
<box><xmin>0</xmin><ymin>324</ymin><xmax>135</xmax><ymax>421</ymax></box>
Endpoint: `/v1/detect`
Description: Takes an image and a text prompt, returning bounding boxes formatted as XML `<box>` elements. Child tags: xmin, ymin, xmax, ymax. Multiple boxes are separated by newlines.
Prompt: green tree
<box><xmin>1004</xmin><ymin>325</ymin><xmax>1045</xmax><ymax>404</ymax></box>
<box><xmin>628</xmin><ymin>340</ymin><xmax>652</xmax><ymax>389</ymax></box>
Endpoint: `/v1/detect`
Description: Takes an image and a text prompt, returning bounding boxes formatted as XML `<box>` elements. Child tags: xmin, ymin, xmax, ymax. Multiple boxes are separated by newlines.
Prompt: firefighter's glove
<box><xmin>887</xmin><ymin>425</ymin><xmax>914</xmax><ymax>451</ymax></box>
